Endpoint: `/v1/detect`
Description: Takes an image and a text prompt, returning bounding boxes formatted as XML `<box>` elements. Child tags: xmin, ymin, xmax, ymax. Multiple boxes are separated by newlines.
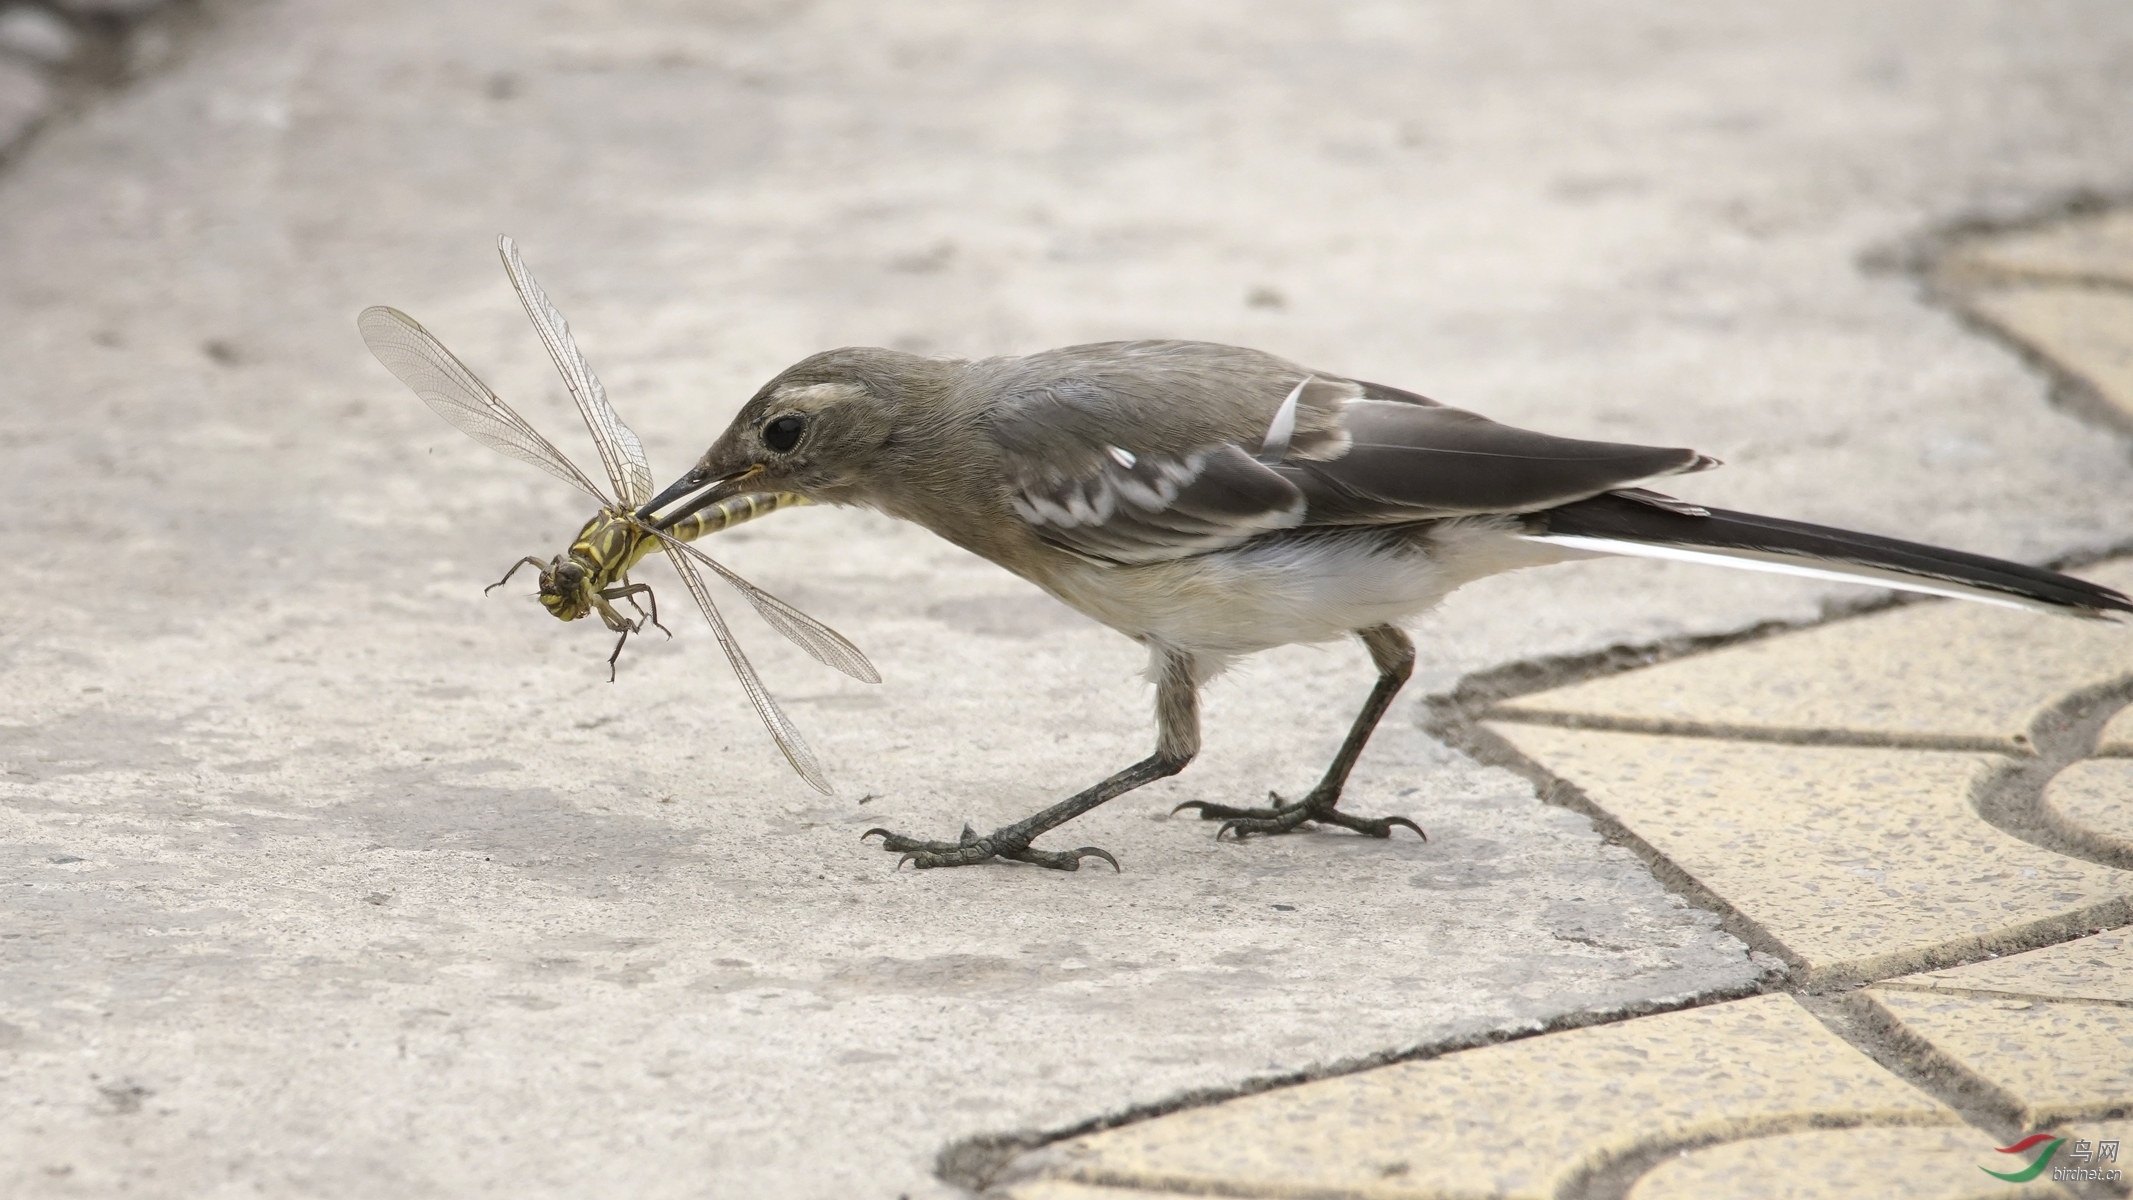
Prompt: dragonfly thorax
<box><xmin>537</xmin><ymin>510</ymin><xmax>652</xmax><ymax>624</ymax></box>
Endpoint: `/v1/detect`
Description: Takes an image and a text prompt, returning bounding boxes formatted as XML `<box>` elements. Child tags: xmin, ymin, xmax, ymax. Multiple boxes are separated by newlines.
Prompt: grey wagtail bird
<box><xmin>639</xmin><ymin>340</ymin><xmax>2132</xmax><ymax>872</ymax></box>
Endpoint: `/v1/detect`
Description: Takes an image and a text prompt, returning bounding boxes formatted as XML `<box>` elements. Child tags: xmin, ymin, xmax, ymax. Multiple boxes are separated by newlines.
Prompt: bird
<box><xmin>638</xmin><ymin>339</ymin><xmax>2133</xmax><ymax>872</ymax></box>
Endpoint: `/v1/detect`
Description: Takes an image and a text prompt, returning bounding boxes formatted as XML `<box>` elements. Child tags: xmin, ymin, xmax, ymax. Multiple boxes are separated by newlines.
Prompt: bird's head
<box><xmin>639</xmin><ymin>346</ymin><xmax>959</xmax><ymax>527</ymax></box>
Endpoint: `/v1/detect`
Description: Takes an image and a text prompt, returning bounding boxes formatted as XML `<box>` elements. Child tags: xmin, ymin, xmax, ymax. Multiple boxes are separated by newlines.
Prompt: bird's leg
<box><xmin>1174</xmin><ymin>624</ymin><xmax>1425</xmax><ymax>841</ymax></box>
<box><xmin>863</xmin><ymin>648</ymin><xmax>1202</xmax><ymax>871</ymax></box>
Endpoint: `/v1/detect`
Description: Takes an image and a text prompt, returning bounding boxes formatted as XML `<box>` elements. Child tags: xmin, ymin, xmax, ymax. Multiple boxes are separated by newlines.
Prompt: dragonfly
<box><xmin>357</xmin><ymin>234</ymin><xmax>877</xmax><ymax>793</ymax></box>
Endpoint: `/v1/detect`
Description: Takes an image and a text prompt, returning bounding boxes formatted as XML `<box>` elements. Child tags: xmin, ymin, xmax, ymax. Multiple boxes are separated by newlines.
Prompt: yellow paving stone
<box><xmin>1626</xmin><ymin>1125</ymin><xmax>2062</xmax><ymax>1200</ymax></box>
<box><xmin>1867</xmin><ymin>988</ymin><xmax>2133</xmax><ymax>1126</ymax></box>
<box><xmin>2043</xmin><ymin>760</ymin><xmax>2133</xmax><ymax>856</ymax></box>
<box><xmin>2098</xmin><ymin>705</ymin><xmax>2133</xmax><ymax>756</ymax></box>
<box><xmin>1011</xmin><ymin>995</ymin><xmax>1954</xmax><ymax>1200</ymax></box>
<box><xmin>1482</xmin><ymin>725</ymin><xmax>2133</xmax><ymax>979</ymax></box>
<box><xmin>1962</xmin><ymin>286</ymin><xmax>2133</xmax><ymax>423</ymax></box>
<box><xmin>1883</xmin><ymin>930</ymin><xmax>2133</xmax><ymax>1004</ymax></box>
<box><xmin>1943</xmin><ymin>208</ymin><xmax>2133</xmax><ymax>288</ymax></box>
<box><xmin>1492</xmin><ymin>561</ymin><xmax>2133</xmax><ymax>748</ymax></box>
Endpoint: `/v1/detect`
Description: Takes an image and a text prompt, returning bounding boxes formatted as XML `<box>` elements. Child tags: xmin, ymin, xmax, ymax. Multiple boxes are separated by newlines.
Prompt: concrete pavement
<box><xmin>3</xmin><ymin>2</ymin><xmax>2132</xmax><ymax>1197</ymax></box>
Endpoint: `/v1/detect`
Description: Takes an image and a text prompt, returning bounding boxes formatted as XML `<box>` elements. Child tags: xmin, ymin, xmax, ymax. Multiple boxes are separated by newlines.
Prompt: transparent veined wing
<box><xmin>648</xmin><ymin>530</ymin><xmax>833</xmax><ymax>794</ymax></box>
<box><xmin>655</xmin><ymin>531</ymin><xmax>881</xmax><ymax>684</ymax></box>
<box><xmin>357</xmin><ymin>305</ymin><xmax>609</xmax><ymax>506</ymax></box>
<box><xmin>497</xmin><ymin>235</ymin><xmax>656</xmax><ymax>509</ymax></box>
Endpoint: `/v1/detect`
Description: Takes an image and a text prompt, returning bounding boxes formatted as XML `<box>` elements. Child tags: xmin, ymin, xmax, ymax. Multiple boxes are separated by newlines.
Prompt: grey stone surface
<box><xmin>0</xmin><ymin>7</ymin><xmax>78</xmax><ymax>65</ymax></box>
<box><xmin>52</xmin><ymin>0</ymin><xmax>165</xmax><ymax>16</ymax></box>
<box><xmin>0</xmin><ymin>53</ymin><xmax>48</xmax><ymax>151</ymax></box>
<box><xmin>2</xmin><ymin>1</ymin><xmax>2131</xmax><ymax>1197</ymax></box>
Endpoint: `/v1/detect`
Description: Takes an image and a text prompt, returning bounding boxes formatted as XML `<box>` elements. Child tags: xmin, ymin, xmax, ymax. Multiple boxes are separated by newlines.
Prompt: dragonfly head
<box><xmin>538</xmin><ymin>556</ymin><xmax>596</xmax><ymax>621</ymax></box>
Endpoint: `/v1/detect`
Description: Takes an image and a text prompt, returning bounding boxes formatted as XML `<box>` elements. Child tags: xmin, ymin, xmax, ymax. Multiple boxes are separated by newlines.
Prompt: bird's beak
<box><xmin>638</xmin><ymin>463</ymin><xmax>764</xmax><ymax>529</ymax></box>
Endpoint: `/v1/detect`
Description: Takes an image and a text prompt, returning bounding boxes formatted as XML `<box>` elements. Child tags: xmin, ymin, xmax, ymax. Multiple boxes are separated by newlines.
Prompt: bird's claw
<box><xmin>862</xmin><ymin>826</ymin><xmax>1118</xmax><ymax>872</ymax></box>
<box><xmin>1172</xmin><ymin>790</ymin><xmax>1291</xmax><ymax>823</ymax></box>
<box><xmin>1177</xmin><ymin>789</ymin><xmax>1424</xmax><ymax>842</ymax></box>
<box><xmin>1359</xmin><ymin>815</ymin><xmax>1426</xmax><ymax>840</ymax></box>
<box><xmin>1008</xmin><ymin>844</ymin><xmax>1120</xmax><ymax>872</ymax></box>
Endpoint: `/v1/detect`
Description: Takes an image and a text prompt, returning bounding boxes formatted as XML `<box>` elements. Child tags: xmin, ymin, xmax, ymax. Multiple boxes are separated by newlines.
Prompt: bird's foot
<box><xmin>1172</xmin><ymin>790</ymin><xmax>1425</xmax><ymax>842</ymax></box>
<box><xmin>860</xmin><ymin>823</ymin><xmax>1120</xmax><ymax>872</ymax></box>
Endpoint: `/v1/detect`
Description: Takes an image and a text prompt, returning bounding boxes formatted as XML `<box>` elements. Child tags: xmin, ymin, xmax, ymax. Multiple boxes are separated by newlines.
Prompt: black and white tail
<box><xmin>1520</xmin><ymin>491</ymin><xmax>2132</xmax><ymax>619</ymax></box>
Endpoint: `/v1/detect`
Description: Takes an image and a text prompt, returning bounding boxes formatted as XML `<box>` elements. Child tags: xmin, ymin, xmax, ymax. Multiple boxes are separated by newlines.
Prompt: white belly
<box><xmin>1038</xmin><ymin>517</ymin><xmax>1580</xmax><ymax>673</ymax></box>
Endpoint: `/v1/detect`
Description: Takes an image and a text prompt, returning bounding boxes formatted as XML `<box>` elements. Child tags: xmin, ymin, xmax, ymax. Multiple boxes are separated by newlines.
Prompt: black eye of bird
<box><xmin>762</xmin><ymin>414</ymin><xmax>805</xmax><ymax>452</ymax></box>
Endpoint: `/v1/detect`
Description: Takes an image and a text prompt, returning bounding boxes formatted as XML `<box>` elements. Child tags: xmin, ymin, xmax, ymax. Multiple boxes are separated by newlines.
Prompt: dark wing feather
<box><xmin>1282</xmin><ymin>400</ymin><xmax>1713</xmax><ymax>522</ymax></box>
<box><xmin>1527</xmin><ymin>491</ymin><xmax>2133</xmax><ymax>618</ymax></box>
<box><xmin>1352</xmin><ymin>379</ymin><xmax>1443</xmax><ymax>407</ymax></box>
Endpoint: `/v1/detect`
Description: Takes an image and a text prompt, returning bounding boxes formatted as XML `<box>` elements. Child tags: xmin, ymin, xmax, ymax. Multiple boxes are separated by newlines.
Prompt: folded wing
<box><xmin>1278</xmin><ymin>399</ymin><xmax>1714</xmax><ymax>523</ymax></box>
<box><xmin>991</xmin><ymin>355</ymin><xmax>1712</xmax><ymax>565</ymax></box>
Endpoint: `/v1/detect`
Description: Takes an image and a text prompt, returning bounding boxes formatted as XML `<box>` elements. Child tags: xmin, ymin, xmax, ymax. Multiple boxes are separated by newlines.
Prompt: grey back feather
<box><xmin>967</xmin><ymin>340</ymin><xmax>1707</xmax><ymax>566</ymax></box>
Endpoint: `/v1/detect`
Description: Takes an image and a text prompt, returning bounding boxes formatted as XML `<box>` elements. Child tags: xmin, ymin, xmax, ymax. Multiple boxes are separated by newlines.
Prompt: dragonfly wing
<box><xmin>654</xmin><ymin>535</ymin><xmax>834</xmax><ymax>794</ymax></box>
<box><xmin>656</xmin><ymin>531</ymin><xmax>881</xmax><ymax>684</ymax></box>
<box><xmin>357</xmin><ymin>306</ymin><xmax>609</xmax><ymax>505</ymax></box>
<box><xmin>497</xmin><ymin>235</ymin><xmax>657</xmax><ymax>508</ymax></box>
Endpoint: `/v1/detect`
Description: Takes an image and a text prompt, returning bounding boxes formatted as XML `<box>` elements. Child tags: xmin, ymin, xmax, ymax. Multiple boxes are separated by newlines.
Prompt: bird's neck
<box><xmin>848</xmin><ymin>445</ymin><xmax>1070</xmax><ymax>586</ymax></box>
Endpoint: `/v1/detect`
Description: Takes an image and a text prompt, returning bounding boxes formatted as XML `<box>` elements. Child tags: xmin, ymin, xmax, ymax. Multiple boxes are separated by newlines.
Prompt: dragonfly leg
<box><xmin>601</xmin><ymin>582</ymin><xmax>670</xmax><ymax>640</ymax></box>
<box><xmin>589</xmin><ymin>593</ymin><xmax>645</xmax><ymax>683</ymax></box>
<box><xmin>485</xmin><ymin>556</ymin><xmax>549</xmax><ymax>595</ymax></box>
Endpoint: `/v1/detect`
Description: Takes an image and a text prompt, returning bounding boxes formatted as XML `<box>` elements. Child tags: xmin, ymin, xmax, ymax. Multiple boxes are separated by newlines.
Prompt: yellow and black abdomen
<box><xmin>669</xmin><ymin>492</ymin><xmax>809</xmax><ymax>541</ymax></box>
<box><xmin>612</xmin><ymin>492</ymin><xmax>811</xmax><ymax>575</ymax></box>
